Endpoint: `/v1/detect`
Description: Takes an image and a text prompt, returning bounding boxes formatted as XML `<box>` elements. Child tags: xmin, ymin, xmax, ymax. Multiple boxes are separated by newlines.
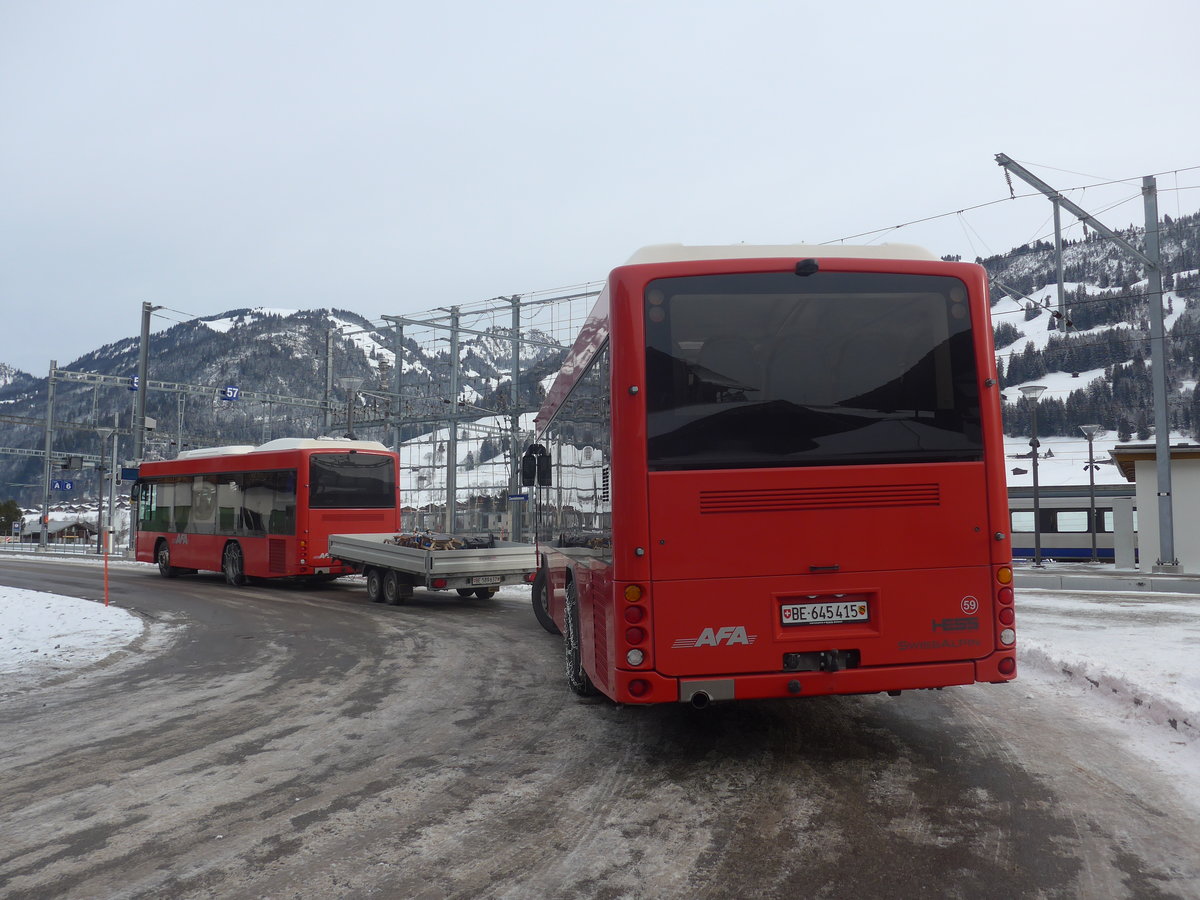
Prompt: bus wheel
<box><xmin>156</xmin><ymin>540</ymin><xmax>180</xmax><ymax>578</ymax></box>
<box><xmin>563</xmin><ymin>577</ymin><xmax>597</xmax><ymax>697</ymax></box>
<box><xmin>531</xmin><ymin>569</ymin><xmax>560</xmax><ymax>635</ymax></box>
<box><xmin>222</xmin><ymin>542</ymin><xmax>247</xmax><ymax>587</ymax></box>
<box><xmin>383</xmin><ymin>570</ymin><xmax>406</xmax><ymax>605</ymax></box>
<box><xmin>365</xmin><ymin>568</ymin><xmax>384</xmax><ymax>602</ymax></box>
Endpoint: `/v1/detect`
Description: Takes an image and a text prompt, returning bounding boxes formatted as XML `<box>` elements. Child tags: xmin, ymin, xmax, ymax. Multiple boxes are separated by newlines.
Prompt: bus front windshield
<box><xmin>309</xmin><ymin>453</ymin><xmax>396</xmax><ymax>509</ymax></box>
<box><xmin>644</xmin><ymin>271</ymin><xmax>984</xmax><ymax>471</ymax></box>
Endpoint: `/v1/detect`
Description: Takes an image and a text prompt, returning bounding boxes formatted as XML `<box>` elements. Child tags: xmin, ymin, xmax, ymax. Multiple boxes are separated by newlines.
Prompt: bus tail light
<box><xmin>621</xmin><ymin>584</ymin><xmax>649</xmax><ymax>667</ymax></box>
<box><xmin>628</xmin><ymin>678</ymin><xmax>650</xmax><ymax>698</ymax></box>
<box><xmin>995</xmin><ymin>568</ymin><xmax>1015</xmax><ymax>648</ymax></box>
<box><xmin>998</xmin><ymin>657</ymin><xmax>1016</xmax><ymax>676</ymax></box>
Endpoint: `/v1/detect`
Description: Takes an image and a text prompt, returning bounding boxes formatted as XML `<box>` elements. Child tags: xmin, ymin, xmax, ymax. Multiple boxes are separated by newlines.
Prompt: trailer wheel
<box><xmin>383</xmin><ymin>570</ymin><xmax>406</xmax><ymax>605</ymax></box>
<box><xmin>456</xmin><ymin>588</ymin><xmax>475</xmax><ymax>598</ymax></box>
<box><xmin>222</xmin><ymin>542</ymin><xmax>247</xmax><ymax>587</ymax></box>
<box><xmin>474</xmin><ymin>588</ymin><xmax>497</xmax><ymax>599</ymax></box>
<box><xmin>531</xmin><ymin>568</ymin><xmax>559</xmax><ymax>635</ymax></box>
<box><xmin>156</xmin><ymin>540</ymin><xmax>181</xmax><ymax>579</ymax></box>
<box><xmin>563</xmin><ymin>576</ymin><xmax>597</xmax><ymax>697</ymax></box>
<box><xmin>365</xmin><ymin>568</ymin><xmax>384</xmax><ymax>602</ymax></box>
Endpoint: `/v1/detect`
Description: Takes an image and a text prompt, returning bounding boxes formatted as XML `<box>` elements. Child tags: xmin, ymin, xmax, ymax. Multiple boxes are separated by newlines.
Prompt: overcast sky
<box><xmin>3</xmin><ymin>0</ymin><xmax>1199</xmax><ymax>375</ymax></box>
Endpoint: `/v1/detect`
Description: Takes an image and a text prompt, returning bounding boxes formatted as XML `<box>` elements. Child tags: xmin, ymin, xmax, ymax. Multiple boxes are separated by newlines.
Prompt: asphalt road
<box><xmin>0</xmin><ymin>558</ymin><xmax>1196</xmax><ymax>899</ymax></box>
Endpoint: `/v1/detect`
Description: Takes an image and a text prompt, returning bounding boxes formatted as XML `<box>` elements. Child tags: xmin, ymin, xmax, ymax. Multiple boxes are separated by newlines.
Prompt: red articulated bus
<box><xmin>524</xmin><ymin>244</ymin><xmax>1015</xmax><ymax>707</ymax></box>
<box><xmin>134</xmin><ymin>438</ymin><xmax>400</xmax><ymax>585</ymax></box>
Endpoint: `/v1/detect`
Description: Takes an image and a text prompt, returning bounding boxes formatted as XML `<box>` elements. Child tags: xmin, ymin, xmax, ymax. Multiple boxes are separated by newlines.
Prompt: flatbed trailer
<box><xmin>328</xmin><ymin>532</ymin><xmax>537</xmax><ymax>603</ymax></box>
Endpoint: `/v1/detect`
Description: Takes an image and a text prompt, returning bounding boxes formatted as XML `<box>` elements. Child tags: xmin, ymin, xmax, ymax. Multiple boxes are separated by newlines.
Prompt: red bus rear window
<box><xmin>644</xmin><ymin>271</ymin><xmax>983</xmax><ymax>470</ymax></box>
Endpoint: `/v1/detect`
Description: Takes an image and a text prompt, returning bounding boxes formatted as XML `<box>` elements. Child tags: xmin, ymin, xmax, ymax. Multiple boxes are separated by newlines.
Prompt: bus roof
<box><xmin>174</xmin><ymin>437</ymin><xmax>390</xmax><ymax>460</ymax></box>
<box><xmin>624</xmin><ymin>243</ymin><xmax>938</xmax><ymax>265</ymax></box>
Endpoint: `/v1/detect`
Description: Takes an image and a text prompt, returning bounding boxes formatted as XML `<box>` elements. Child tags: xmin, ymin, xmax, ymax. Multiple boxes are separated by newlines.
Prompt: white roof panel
<box><xmin>624</xmin><ymin>243</ymin><xmax>938</xmax><ymax>265</ymax></box>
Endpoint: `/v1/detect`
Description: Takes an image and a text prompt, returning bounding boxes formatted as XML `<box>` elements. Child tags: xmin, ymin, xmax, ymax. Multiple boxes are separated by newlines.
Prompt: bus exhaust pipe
<box><xmin>689</xmin><ymin>691</ymin><xmax>712</xmax><ymax>710</ymax></box>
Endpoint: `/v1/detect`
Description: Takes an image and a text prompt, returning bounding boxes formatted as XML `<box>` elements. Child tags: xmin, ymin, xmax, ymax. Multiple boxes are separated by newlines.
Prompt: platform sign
<box><xmin>507</xmin><ymin>493</ymin><xmax>529</xmax><ymax>502</ymax></box>
<box><xmin>222</xmin><ymin>385</ymin><xmax>240</xmax><ymax>401</ymax></box>
<box><xmin>128</xmin><ymin>375</ymin><xmax>139</xmax><ymax>392</ymax></box>
<box><xmin>10</xmin><ymin>521</ymin><xmax>18</xmax><ymax>535</ymax></box>
<box><xmin>52</xmin><ymin>479</ymin><xmax>74</xmax><ymax>491</ymax></box>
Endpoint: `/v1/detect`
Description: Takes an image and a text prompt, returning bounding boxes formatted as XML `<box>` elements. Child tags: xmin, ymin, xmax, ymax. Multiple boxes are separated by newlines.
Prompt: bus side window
<box><xmin>241</xmin><ymin>472</ymin><xmax>272</xmax><ymax>536</ymax></box>
<box><xmin>270</xmin><ymin>470</ymin><xmax>296</xmax><ymax>534</ymax></box>
<box><xmin>169</xmin><ymin>477</ymin><xmax>192</xmax><ymax>533</ymax></box>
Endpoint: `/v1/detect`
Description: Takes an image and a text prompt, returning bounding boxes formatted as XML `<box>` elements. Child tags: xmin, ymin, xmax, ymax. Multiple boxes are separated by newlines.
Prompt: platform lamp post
<box><xmin>95</xmin><ymin>425</ymin><xmax>116</xmax><ymax>554</ymax></box>
<box><xmin>338</xmin><ymin>376</ymin><xmax>364</xmax><ymax>440</ymax></box>
<box><xmin>1019</xmin><ymin>385</ymin><xmax>1048</xmax><ymax>566</ymax></box>
<box><xmin>1079</xmin><ymin>424</ymin><xmax>1102</xmax><ymax>563</ymax></box>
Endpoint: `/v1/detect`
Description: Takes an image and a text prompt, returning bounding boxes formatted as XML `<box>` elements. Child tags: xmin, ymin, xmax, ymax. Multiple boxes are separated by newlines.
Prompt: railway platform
<box><xmin>1015</xmin><ymin>561</ymin><xmax>1200</xmax><ymax>595</ymax></box>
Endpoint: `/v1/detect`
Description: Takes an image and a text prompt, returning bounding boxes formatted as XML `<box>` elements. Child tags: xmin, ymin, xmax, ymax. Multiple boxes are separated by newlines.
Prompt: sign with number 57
<box><xmin>222</xmin><ymin>385</ymin><xmax>240</xmax><ymax>401</ymax></box>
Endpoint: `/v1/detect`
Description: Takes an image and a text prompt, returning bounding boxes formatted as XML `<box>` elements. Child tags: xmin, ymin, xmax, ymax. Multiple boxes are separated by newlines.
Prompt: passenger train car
<box><xmin>1007</xmin><ymin>485</ymin><xmax>1135</xmax><ymax>562</ymax></box>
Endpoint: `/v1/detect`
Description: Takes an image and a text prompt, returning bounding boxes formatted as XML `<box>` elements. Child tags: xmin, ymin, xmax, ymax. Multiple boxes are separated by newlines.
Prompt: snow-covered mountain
<box><xmin>3</xmin><ymin>211</ymin><xmax>1200</xmax><ymax>508</ymax></box>
<box><xmin>0</xmin><ymin>305</ymin><xmax>571</xmax><ymax>505</ymax></box>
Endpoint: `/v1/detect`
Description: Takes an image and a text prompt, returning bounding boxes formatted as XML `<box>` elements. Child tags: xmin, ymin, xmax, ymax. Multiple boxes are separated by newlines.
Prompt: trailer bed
<box><xmin>328</xmin><ymin>532</ymin><xmax>536</xmax><ymax>596</ymax></box>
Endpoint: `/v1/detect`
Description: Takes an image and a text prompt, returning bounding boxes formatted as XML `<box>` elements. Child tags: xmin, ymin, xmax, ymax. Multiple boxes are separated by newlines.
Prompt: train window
<box><xmin>1054</xmin><ymin>510</ymin><xmax>1088</xmax><ymax>533</ymax></box>
<box><xmin>1010</xmin><ymin>511</ymin><xmax>1034</xmax><ymax>532</ymax></box>
<box><xmin>1100</xmin><ymin>509</ymin><xmax>1113</xmax><ymax>533</ymax></box>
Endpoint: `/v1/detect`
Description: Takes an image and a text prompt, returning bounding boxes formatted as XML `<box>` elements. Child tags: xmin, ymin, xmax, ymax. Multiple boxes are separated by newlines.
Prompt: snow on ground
<box><xmin>1001</xmin><ymin>430</ymin><xmax>1197</xmax><ymax>488</ymax></box>
<box><xmin>1014</xmin><ymin>586</ymin><xmax>1200</xmax><ymax>807</ymax></box>
<box><xmin>0</xmin><ymin>583</ymin><xmax>144</xmax><ymax>687</ymax></box>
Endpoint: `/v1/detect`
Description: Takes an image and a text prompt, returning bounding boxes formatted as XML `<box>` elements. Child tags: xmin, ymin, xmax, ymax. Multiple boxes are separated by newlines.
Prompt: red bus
<box><xmin>524</xmin><ymin>244</ymin><xmax>1015</xmax><ymax>706</ymax></box>
<box><xmin>134</xmin><ymin>438</ymin><xmax>400</xmax><ymax>584</ymax></box>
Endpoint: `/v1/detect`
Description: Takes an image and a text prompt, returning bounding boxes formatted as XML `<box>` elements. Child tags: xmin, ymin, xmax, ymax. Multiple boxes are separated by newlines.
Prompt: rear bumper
<box><xmin>611</xmin><ymin>651</ymin><xmax>1015</xmax><ymax>705</ymax></box>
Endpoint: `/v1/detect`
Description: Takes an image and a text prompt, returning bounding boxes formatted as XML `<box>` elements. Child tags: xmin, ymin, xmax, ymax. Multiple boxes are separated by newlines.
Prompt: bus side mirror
<box><xmin>521</xmin><ymin>444</ymin><xmax>552</xmax><ymax>487</ymax></box>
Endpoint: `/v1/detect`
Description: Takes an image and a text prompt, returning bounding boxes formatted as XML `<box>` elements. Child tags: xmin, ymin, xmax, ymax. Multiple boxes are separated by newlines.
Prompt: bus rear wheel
<box><xmin>365</xmin><ymin>568</ymin><xmax>385</xmax><ymax>602</ymax></box>
<box><xmin>222</xmin><ymin>542</ymin><xmax>247</xmax><ymax>587</ymax></box>
<box><xmin>156</xmin><ymin>540</ymin><xmax>181</xmax><ymax>578</ymax></box>
<box><xmin>531</xmin><ymin>568</ymin><xmax>559</xmax><ymax>635</ymax></box>
<box><xmin>563</xmin><ymin>577</ymin><xmax>597</xmax><ymax>697</ymax></box>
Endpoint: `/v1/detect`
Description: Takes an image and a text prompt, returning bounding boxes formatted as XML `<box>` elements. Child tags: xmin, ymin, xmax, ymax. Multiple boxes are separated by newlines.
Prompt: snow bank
<box><xmin>0</xmin><ymin>586</ymin><xmax>144</xmax><ymax>688</ymax></box>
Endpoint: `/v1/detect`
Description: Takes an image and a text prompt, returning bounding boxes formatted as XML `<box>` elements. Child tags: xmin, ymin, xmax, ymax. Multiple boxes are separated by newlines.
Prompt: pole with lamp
<box><xmin>1079</xmin><ymin>424</ymin><xmax>1101</xmax><ymax>563</ymax></box>
<box><xmin>1019</xmin><ymin>385</ymin><xmax>1047</xmax><ymax>567</ymax></box>
<box><xmin>338</xmin><ymin>376</ymin><xmax>364</xmax><ymax>440</ymax></box>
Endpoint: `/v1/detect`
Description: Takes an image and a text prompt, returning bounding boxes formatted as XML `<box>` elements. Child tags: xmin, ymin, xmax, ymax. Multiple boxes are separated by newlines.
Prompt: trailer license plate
<box><xmin>781</xmin><ymin>600</ymin><xmax>869</xmax><ymax>625</ymax></box>
<box><xmin>471</xmin><ymin>575</ymin><xmax>502</xmax><ymax>586</ymax></box>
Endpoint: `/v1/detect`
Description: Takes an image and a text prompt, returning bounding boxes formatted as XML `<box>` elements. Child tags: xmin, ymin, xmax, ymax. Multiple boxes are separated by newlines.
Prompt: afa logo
<box><xmin>672</xmin><ymin>626</ymin><xmax>758</xmax><ymax>649</ymax></box>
